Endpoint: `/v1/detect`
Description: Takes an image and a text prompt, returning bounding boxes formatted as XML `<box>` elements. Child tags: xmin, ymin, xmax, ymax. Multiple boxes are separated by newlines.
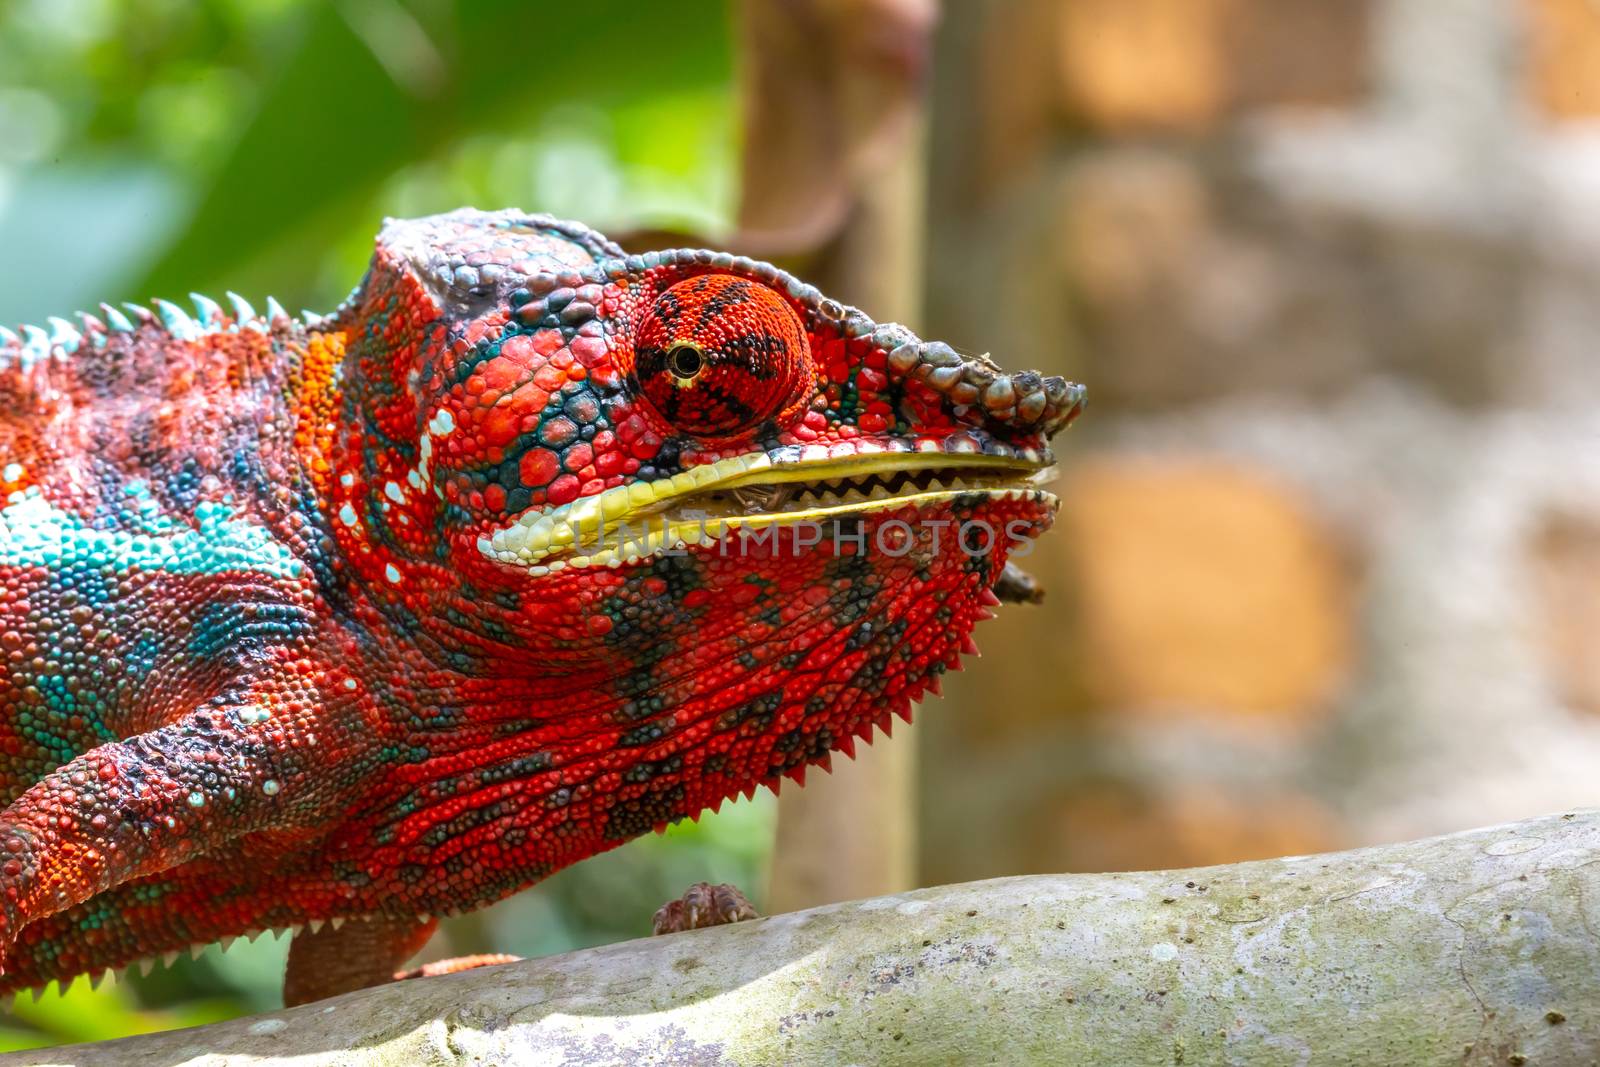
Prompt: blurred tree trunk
<box><xmin>734</xmin><ymin>0</ymin><xmax>938</xmax><ymax>912</ymax></box>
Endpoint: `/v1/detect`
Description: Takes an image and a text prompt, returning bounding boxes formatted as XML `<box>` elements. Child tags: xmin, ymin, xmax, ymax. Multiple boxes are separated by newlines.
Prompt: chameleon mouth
<box><xmin>480</xmin><ymin>446</ymin><xmax>1056</xmax><ymax>573</ymax></box>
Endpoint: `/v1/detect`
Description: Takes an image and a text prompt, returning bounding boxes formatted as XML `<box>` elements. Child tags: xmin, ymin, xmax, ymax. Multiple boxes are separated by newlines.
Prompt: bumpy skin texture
<box><xmin>0</xmin><ymin>210</ymin><xmax>1083</xmax><ymax>1004</ymax></box>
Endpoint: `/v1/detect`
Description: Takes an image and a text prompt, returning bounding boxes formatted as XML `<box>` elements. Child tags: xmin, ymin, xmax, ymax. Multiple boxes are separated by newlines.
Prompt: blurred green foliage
<box><xmin>0</xmin><ymin>0</ymin><xmax>774</xmax><ymax>1050</ymax></box>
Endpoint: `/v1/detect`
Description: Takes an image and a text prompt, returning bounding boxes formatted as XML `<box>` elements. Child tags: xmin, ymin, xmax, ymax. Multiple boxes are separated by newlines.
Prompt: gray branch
<box><xmin>16</xmin><ymin>810</ymin><xmax>1600</xmax><ymax>1066</ymax></box>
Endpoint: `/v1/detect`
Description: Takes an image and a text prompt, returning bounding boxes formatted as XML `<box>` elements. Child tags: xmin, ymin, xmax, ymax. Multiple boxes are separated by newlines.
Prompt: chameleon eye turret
<box><xmin>631</xmin><ymin>273</ymin><xmax>814</xmax><ymax>439</ymax></box>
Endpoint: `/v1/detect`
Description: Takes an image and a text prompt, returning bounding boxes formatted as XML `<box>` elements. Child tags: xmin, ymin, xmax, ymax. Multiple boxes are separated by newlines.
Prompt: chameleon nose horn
<box><xmin>886</xmin><ymin>340</ymin><xmax>1087</xmax><ymax>437</ymax></box>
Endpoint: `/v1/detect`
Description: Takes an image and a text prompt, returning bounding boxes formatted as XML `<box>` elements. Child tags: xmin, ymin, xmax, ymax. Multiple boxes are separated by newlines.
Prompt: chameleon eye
<box><xmin>634</xmin><ymin>275</ymin><xmax>813</xmax><ymax>439</ymax></box>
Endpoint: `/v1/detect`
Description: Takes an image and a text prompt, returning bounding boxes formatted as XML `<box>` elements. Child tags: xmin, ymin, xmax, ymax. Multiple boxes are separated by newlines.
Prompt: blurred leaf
<box><xmin>3</xmin><ymin>973</ymin><xmax>160</xmax><ymax>1048</ymax></box>
<box><xmin>134</xmin><ymin>0</ymin><xmax>732</xmax><ymax>303</ymax></box>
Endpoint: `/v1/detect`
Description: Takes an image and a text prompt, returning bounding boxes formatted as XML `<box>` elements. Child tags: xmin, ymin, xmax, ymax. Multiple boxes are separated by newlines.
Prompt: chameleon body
<box><xmin>0</xmin><ymin>210</ymin><xmax>1083</xmax><ymax>1004</ymax></box>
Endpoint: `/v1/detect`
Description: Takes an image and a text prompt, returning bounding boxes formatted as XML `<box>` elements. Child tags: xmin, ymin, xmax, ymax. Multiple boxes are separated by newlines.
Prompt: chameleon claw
<box><xmin>652</xmin><ymin>882</ymin><xmax>758</xmax><ymax>935</ymax></box>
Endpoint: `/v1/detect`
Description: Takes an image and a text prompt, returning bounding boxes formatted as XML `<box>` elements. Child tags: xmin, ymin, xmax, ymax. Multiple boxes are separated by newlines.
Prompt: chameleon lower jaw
<box><xmin>547</xmin><ymin>483</ymin><xmax>1060</xmax><ymax>573</ymax></box>
<box><xmin>485</xmin><ymin>452</ymin><xmax>1057</xmax><ymax>574</ymax></box>
<box><xmin>482</xmin><ymin>447</ymin><xmax>1054</xmax><ymax>571</ymax></box>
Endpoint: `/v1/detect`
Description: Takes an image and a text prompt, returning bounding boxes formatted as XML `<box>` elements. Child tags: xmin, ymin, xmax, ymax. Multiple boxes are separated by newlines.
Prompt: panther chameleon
<box><xmin>0</xmin><ymin>209</ymin><xmax>1084</xmax><ymax>1006</ymax></box>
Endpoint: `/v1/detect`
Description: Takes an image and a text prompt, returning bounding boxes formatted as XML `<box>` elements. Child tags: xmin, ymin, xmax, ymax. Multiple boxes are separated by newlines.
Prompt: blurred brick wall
<box><xmin>919</xmin><ymin>0</ymin><xmax>1600</xmax><ymax>883</ymax></box>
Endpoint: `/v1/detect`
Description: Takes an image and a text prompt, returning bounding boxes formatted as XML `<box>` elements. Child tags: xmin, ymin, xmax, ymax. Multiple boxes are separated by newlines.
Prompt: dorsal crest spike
<box><xmin>20</xmin><ymin>324</ymin><xmax>51</xmax><ymax>368</ymax></box>
<box><xmin>189</xmin><ymin>292</ymin><xmax>224</xmax><ymax>327</ymax></box>
<box><xmin>100</xmin><ymin>303</ymin><xmax>135</xmax><ymax>332</ymax></box>
<box><xmin>154</xmin><ymin>299</ymin><xmax>201</xmax><ymax>340</ymax></box>
<box><xmin>46</xmin><ymin>316</ymin><xmax>81</xmax><ymax>353</ymax></box>
<box><xmin>226</xmin><ymin>291</ymin><xmax>257</xmax><ymax>323</ymax></box>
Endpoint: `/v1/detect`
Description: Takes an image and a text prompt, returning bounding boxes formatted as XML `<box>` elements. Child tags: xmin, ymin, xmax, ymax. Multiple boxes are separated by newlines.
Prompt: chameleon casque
<box><xmin>0</xmin><ymin>209</ymin><xmax>1083</xmax><ymax>1006</ymax></box>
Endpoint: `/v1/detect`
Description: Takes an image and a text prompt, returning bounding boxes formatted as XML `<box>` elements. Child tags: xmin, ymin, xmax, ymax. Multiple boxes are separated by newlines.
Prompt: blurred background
<box><xmin>5</xmin><ymin>0</ymin><xmax>1600</xmax><ymax>1051</ymax></box>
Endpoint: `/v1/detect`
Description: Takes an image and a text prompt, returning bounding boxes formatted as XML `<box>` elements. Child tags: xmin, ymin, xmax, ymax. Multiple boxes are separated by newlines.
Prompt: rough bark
<box><xmin>14</xmin><ymin>810</ymin><xmax>1600</xmax><ymax>1066</ymax></box>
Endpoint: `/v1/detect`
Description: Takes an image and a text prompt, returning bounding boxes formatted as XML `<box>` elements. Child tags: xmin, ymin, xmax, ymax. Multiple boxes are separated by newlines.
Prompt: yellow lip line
<box><xmin>480</xmin><ymin>449</ymin><xmax>1051</xmax><ymax>568</ymax></box>
<box><xmin>554</xmin><ymin>485</ymin><xmax>1061</xmax><ymax>575</ymax></box>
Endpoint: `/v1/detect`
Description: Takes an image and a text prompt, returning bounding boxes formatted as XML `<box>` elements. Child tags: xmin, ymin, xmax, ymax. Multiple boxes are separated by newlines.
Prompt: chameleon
<box><xmin>0</xmin><ymin>209</ymin><xmax>1084</xmax><ymax>1006</ymax></box>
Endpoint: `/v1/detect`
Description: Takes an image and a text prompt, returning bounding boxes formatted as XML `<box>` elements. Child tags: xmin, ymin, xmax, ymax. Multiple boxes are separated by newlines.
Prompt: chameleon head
<box><xmin>337</xmin><ymin>208</ymin><xmax>1083</xmax><ymax>793</ymax></box>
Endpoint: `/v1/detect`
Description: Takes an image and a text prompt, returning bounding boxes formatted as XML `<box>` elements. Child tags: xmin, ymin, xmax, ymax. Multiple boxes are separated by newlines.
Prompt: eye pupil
<box><xmin>667</xmin><ymin>344</ymin><xmax>705</xmax><ymax>380</ymax></box>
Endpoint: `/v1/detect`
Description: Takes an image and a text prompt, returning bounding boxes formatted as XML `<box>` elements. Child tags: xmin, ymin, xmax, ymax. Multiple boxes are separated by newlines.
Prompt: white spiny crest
<box><xmin>0</xmin><ymin>292</ymin><xmax>311</xmax><ymax>373</ymax></box>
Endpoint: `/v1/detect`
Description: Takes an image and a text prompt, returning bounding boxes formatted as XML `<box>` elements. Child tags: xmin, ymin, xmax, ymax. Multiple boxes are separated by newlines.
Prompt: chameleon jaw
<box><xmin>479</xmin><ymin>448</ymin><xmax>1056</xmax><ymax>574</ymax></box>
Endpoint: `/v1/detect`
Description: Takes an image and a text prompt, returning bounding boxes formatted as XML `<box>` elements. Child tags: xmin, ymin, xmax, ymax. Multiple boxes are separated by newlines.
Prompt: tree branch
<box><xmin>20</xmin><ymin>810</ymin><xmax>1600</xmax><ymax>1065</ymax></box>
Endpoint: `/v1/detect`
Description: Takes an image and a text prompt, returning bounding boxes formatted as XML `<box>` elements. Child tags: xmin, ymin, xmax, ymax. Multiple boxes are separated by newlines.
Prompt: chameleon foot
<box><xmin>651</xmin><ymin>882</ymin><xmax>759</xmax><ymax>934</ymax></box>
